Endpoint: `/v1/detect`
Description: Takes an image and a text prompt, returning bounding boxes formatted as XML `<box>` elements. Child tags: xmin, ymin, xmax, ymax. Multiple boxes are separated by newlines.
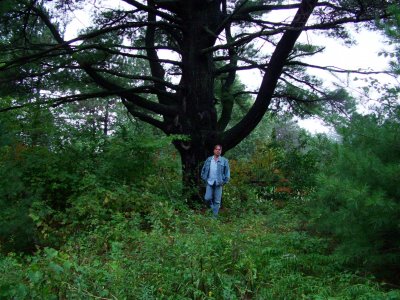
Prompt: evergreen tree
<box><xmin>313</xmin><ymin>112</ymin><xmax>400</xmax><ymax>281</ymax></box>
<box><xmin>0</xmin><ymin>0</ymin><xmax>395</xmax><ymax>203</ymax></box>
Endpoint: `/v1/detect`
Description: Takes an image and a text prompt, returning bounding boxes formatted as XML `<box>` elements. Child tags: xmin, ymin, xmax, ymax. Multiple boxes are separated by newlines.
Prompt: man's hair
<box><xmin>214</xmin><ymin>144</ymin><xmax>222</xmax><ymax>149</ymax></box>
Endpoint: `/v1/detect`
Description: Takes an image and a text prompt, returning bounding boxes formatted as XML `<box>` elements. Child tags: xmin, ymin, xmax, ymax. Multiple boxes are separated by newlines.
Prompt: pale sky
<box><xmin>298</xmin><ymin>29</ymin><xmax>396</xmax><ymax>133</ymax></box>
<box><xmin>238</xmin><ymin>26</ymin><xmax>396</xmax><ymax>133</ymax></box>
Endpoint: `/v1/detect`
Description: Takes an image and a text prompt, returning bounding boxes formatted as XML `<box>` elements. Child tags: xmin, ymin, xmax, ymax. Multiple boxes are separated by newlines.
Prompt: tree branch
<box><xmin>287</xmin><ymin>61</ymin><xmax>390</xmax><ymax>75</ymax></box>
<box><xmin>0</xmin><ymin>14</ymin><xmax>178</xmax><ymax>70</ymax></box>
<box><xmin>122</xmin><ymin>0</ymin><xmax>181</xmax><ymax>23</ymax></box>
<box><xmin>32</xmin><ymin>5</ymin><xmax>178</xmax><ymax>118</ymax></box>
<box><xmin>0</xmin><ymin>87</ymin><xmax>177</xmax><ymax>114</ymax></box>
<box><xmin>281</xmin><ymin>72</ymin><xmax>326</xmax><ymax>96</ymax></box>
<box><xmin>122</xmin><ymin>98</ymin><xmax>167</xmax><ymax>132</ymax></box>
<box><xmin>233</xmin><ymin>1</ymin><xmax>352</xmax><ymax>16</ymax></box>
<box><xmin>217</xmin><ymin>0</ymin><xmax>238</xmax><ymax>132</ymax></box>
<box><xmin>145</xmin><ymin>0</ymin><xmax>171</xmax><ymax>107</ymax></box>
<box><xmin>223</xmin><ymin>0</ymin><xmax>319</xmax><ymax>150</ymax></box>
<box><xmin>71</xmin><ymin>45</ymin><xmax>182</xmax><ymax>66</ymax></box>
<box><xmin>90</xmin><ymin>68</ymin><xmax>179</xmax><ymax>91</ymax></box>
<box><xmin>0</xmin><ymin>90</ymin><xmax>117</xmax><ymax>113</ymax></box>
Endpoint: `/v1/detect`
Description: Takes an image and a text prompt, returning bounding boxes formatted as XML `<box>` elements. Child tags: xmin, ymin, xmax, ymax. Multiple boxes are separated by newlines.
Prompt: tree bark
<box><xmin>169</xmin><ymin>1</ymin><xmax>223</xmax><ymax>206</ymax></box>
<box><xmin>175</xmin><ymin>142</ymin><xmax>211</xmax><ymax>206</ymax></box>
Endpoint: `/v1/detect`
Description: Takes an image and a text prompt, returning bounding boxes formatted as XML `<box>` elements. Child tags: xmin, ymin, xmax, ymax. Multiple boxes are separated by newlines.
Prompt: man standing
<box><xmin>201</xmin><ymin>145</ymin><xmax>230</xmax><ymax>217</ymax></box>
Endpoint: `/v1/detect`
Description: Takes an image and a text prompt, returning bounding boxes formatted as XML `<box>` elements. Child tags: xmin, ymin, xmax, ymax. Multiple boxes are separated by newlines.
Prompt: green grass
<box><xmin>1</xmin><ymin>200</ymin><xmax>399</xmax><ymax>299</ymax></box>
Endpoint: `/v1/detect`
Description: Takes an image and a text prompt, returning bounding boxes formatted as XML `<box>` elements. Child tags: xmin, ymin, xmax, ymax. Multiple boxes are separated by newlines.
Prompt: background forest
<box><xmin>1</xmin><ymin>0</ymin><xmax>400</xmax><ymax>299</ymax></box>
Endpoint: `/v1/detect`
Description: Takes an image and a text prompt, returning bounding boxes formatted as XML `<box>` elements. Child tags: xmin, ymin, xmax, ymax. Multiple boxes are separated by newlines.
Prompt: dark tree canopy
<box><xmin>0</xmin><ymin>0</ymin><xmax>395</xmax><ymax>202</ymax></box>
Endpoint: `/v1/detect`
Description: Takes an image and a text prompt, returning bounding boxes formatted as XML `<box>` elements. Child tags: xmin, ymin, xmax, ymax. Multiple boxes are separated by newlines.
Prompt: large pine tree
<box><xmin>0</xmin><ymin>0</ymin><xmax>395</xmax><ymax>203</ymax></box>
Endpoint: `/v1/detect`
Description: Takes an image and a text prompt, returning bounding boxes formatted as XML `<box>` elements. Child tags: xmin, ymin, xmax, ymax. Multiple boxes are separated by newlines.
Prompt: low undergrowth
<box><xmin>1</xmin><ymin>200</ymin><xmax>399</xmax><ymax>300</ymax></box>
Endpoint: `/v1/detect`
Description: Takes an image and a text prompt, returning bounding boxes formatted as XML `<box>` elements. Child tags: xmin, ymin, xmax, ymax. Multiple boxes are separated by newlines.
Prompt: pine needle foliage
<box><xmin>312</xmin><ymin>112</ymin><xmax>400</xmax><ymax>282</ymax></box>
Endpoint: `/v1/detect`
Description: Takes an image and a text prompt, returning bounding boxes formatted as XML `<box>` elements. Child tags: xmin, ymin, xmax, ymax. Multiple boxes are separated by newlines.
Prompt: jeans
<box><xmin>204</xmin><ymin>183</ymin><xmax>223</xmax><ymax>216</ymax></box>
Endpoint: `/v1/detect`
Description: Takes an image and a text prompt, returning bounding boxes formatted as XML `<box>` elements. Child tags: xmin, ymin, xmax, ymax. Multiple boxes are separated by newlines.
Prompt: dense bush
<box><xmin>312</xmin><ymin>112</ymin><xmax>400</xmax><ymax>281</ymax></box>
<box><xmin>0</xmin><ymin>117</ymin><xmax>181</xmax><ymax>252</ymax></box>
<box><xmin>224</xmin><ymin>128</ymin><xmax>324</xmax><ymax>211</ymax></box>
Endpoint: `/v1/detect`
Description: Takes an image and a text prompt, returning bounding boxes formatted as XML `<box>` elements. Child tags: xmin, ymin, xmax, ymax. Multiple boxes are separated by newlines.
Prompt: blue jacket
<box><xmin>201</xmin><ymin>156</ymin><xmax>230</xmax><ymax>186</ymax></box>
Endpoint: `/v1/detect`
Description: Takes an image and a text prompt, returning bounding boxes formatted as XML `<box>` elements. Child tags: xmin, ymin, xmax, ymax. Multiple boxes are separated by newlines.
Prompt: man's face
<box><xmin>213</xmin><ymin>146</ymin><xmax>222</xmax><ymax>157</ymax></box>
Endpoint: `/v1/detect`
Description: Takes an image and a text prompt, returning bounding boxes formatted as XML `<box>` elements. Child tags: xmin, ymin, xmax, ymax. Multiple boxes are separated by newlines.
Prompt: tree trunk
<box><xmin>171</xmin><ymin>2</ymin><xmax>222</xmax><ymax>206</ymax></box>
<box><xmin>176</xmin><ymin>143</ymin><xmax>211</xmax><ymax>207</ymax></box>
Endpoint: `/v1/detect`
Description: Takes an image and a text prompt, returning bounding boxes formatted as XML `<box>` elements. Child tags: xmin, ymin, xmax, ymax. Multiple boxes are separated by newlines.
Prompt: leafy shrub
<box><xmin>0</xmin><ymin>120</ymin><xmax>181</xmax><ymax>253</ymax></box>
<box><xmin>224</xmin><ymin>132</ymin><xmax>324</xmax><ymax>214</ymax></box>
